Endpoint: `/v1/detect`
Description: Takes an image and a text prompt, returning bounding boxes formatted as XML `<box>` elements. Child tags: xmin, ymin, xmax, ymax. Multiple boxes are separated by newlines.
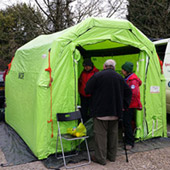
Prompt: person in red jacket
<box><xmin>121</xmin><ymin>62</ymin><xmax>142</xmax><ymax>150</ymax></box>
<box><xmin>78</xmin><ymin>58</ymin><xmax>99</xmax><ymax>122</ymax></box>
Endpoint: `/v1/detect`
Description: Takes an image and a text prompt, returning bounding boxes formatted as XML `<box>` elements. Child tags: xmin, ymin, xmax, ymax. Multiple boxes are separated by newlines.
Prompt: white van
<box><xmin>154</xmin><ymin>38</ymin><xmax>170</xmax><ymax>113</ymax></box>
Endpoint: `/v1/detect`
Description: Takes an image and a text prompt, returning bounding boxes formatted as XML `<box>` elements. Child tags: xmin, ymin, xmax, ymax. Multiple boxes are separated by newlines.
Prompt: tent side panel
<box><xmin>5</xmin><ymin>44</ymin><xmax>52</xmax><ymax>159</ymax></box>
<box><xmin>35</xmin><ymin>43</ymin><xmax>80</xmax><ymax>159</ymax></box>
<box><xmin>5</xmin><ymin>71</ymin><xmax>38</xmax><ymax>154</ymax></box>
<box><xmin>145</xmin><ymin>51</ymin><xmax>166</xmax><ymax>139</ymax></box>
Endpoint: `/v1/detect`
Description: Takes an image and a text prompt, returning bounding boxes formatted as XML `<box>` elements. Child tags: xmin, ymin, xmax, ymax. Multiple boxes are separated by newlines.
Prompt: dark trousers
<box><xmin>123</xmin><ymin>108</ymin><xmax>135</xmax><ymax>147</ymax></box>
<box><xmin>93</xmin><ymin>118</ymin><xmax>118</xmax><ymax>164</ymax></box>
<box><xmin>80</xmin><ymin>95</ymin><xmax>90</xmax><ymax>123</ymax></box>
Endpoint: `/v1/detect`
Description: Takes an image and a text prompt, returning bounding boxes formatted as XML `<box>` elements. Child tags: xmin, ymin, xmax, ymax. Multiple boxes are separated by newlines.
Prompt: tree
<box><xmin>0</xmin><ymin>3</ymin><xmax>45</xmax><ymax>70</ymax></box>
<box><xmin>73</xmin><ymin>0</ymin><xmax>128</xmax><ymax>23</ymax></box>
<box><xmin>34</xmin><ymin>0</ymin><xmax>128</xmax><ymax>33</ymax></box>
<box><xmin>35</xmin><ymin>0</ymin><xmax>75</xmax><ymax>32</ymax></box>
<box><xmin>127</xmin><ymin>0</ymin><xmax>170</xmax><ymax>39</ymax></box>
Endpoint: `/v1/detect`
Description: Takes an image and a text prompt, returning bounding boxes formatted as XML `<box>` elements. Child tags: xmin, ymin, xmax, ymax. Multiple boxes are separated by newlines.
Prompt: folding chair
<box><xmin>56</xmin><ymin>111</ymin><xmax>91</xmax><ymax>169</ymax></box>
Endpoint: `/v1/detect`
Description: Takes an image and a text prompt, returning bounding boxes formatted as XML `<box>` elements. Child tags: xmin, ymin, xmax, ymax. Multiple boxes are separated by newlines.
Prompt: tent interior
<box><xmin>76</xmin><ymin>40</ymin><xmax>141</xmax><ymax>136</ymax></box>
<box><xmin>77</xmin><ymin>40</ymin><xmax>140</xmax><ymax>75</ymax></box>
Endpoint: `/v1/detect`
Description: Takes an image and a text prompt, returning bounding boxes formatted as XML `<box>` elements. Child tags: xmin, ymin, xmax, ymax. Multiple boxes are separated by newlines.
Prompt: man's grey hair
<box><xmin>104</xmin><ymin>59</ymin><xmax>116</xmax><ymax>69</ymax></box>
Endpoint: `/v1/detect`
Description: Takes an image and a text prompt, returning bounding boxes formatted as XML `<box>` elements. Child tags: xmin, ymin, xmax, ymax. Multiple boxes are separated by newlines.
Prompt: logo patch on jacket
<box><xmin>131</xmin><ymin>85</ymin><xmax>135</xmax><ymax>89</ymax></box>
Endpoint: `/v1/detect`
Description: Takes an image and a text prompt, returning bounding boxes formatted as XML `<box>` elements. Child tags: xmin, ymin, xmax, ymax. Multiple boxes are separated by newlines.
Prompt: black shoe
<box><xmin>91</xmin><ymin>155</ymin><xmax>106</xmax><ymax>165</ymax></box>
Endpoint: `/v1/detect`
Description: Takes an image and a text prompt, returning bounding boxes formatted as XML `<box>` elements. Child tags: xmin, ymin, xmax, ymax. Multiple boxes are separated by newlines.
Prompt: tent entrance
<box><xmin>76</xmin><ymin>41</ymin><xmax>141</xmax><ymax>125</ymax></box>
<box><xmin>76</xmin><ymin>40</ymin><xmax>141</xmax><ymax>76</ymax></box>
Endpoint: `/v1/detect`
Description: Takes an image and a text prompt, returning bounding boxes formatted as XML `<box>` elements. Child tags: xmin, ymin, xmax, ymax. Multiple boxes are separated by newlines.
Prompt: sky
<box><xmin>0</xmin><ymin>0</ymin><xmax>128</xmax><ymax>19</ymax></box>
<box><xmin>0</xmin><ymin>0</ymin><xmax>38</xmax><ymax>9</ymax></box>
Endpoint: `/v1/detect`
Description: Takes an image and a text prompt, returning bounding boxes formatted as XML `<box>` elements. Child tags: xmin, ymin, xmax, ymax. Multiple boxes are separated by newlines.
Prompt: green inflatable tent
<box><xmin>5</xmin><ymin>17</ymin><xmax>167</xmax><ymax>159</ymax></box>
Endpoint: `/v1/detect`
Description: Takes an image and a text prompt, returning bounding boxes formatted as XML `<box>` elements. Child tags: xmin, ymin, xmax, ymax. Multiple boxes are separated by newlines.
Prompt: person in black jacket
<box><xmin>85</xmin><ymin>59</ymin><xmax>132</xmax><ymax>165</ymax></box>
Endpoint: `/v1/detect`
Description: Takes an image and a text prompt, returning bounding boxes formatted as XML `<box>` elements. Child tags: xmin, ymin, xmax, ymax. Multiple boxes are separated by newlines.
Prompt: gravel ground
<box><xmin>1</xmin><ymin>115</ymin><xmax>170</xmax><ymax>170</ymax></box>
<box><xmin>1</xmin><ymin>147</ymin><xmax>170</xmax><ymax>170</ymax></box>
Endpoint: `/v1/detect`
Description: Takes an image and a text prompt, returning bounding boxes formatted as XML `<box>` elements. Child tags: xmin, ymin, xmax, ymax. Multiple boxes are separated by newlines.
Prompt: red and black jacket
<box><xmin>78</xmin><ymin>66</ymin><xmax>99</xmax><ymax>97</ymax></box>
<box><xmin>125</xmin><ymin>73</ymin><xmax>142</xmax><ymax>110</ymax></box>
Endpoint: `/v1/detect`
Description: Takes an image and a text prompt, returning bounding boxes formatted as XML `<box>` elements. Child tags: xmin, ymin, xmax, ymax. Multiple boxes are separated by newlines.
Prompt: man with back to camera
<box><xmin>85</xmin><ymin>59</ymin><xmax>132</xmax><ymax>165</ymax></box>
<box><xmin>121</xmin><ymin>62</ymin><xmax>142</xmax><ymax>150</ymax></box>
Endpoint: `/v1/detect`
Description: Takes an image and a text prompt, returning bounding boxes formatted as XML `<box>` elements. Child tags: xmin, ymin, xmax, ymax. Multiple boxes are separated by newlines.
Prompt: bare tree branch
<box><xmin>35</xmin><ymin>0</ymin><xmax>54</xmax><ymax>22</ymax></box>
<box><xmin>33</xmin><ymin>0</ymin><xmax>128</xmax><ymax>32</ymax></box>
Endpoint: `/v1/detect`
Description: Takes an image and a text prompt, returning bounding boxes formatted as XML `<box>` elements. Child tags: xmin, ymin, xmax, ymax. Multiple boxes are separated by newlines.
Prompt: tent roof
<box><xmin>18</xmin><ymin>17</ymin><xmax>154</xmax><ymax>52</ymax></box>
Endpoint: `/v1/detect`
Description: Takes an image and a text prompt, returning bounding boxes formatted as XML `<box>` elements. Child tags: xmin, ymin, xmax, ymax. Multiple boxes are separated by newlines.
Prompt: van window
<box><xmin>155</xmin><ymin>44</ymin><xmax>167</xmax><ymax>62</ymax></box>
